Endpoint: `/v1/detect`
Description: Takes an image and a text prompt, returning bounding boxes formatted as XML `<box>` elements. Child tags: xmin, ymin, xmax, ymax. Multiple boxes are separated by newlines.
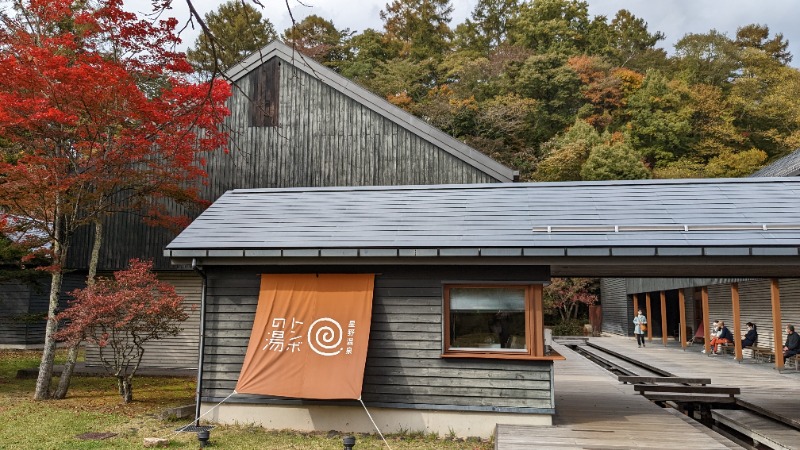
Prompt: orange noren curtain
<box><xmin>235</xmin><ymin>274</ymin><xmax>375</xmax><ymax>400</ymax></box>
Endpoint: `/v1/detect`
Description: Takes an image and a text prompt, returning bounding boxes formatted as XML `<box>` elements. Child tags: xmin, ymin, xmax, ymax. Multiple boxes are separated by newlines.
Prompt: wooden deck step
<box><xmin>618</xmin><ymin>376</ymin><xmax>711</xmax><ymax>385</ymax></box>
<box><xmin>712</xmin><ymin>409</ymin><xmax>800</xmax><ymax>450</ymax></box>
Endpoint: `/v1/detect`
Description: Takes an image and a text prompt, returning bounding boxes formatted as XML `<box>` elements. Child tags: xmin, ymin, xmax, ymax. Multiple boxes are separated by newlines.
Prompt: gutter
<box><xmin>191</xmin><ymin>258</ymin><xmax>207</xmax><ymax>427</ymax></box>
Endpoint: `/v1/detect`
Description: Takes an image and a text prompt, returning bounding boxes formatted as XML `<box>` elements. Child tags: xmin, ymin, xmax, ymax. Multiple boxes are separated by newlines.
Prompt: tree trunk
<box><xmin>34</xmin><ymin>269</ymin><xmax>63</xmax><ymax>400</ymax></box>
<box><xmin>52</xmin><ymin>344</ymin><xmax>79</xmax><ymax>399</ymax></box>
<box><xmin>34</xmin><ymin>211</ymin><xmax>67</xmax><ymax>400</ymax></box>
<box><xmin>118</xmin><ymin>376</ymin><xmax>133</xmax><ymax>403</ymax></box>
<box><xmin>54</xmin><ymin>219</ymin><xmax>103</xmax><ymax>399</ymax></box>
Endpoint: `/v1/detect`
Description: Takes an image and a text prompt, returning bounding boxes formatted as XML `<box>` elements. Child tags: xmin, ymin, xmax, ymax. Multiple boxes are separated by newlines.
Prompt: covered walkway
<box><xmin>589</xmin><ymin>334</ymin><xmax>800</xmax><ymax>428</ymax></box>
<box><xmin>495</xmin><ymin>340</ymin><xmax>741</xmax><ymax>449</ymax></box>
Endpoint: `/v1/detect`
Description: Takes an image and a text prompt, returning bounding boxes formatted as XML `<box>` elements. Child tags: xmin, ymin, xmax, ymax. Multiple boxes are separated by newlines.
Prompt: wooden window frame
<box><xmin>442</xmin><ymin>283</ymin><xmax>560</xmax><ymax>360</ymax></box>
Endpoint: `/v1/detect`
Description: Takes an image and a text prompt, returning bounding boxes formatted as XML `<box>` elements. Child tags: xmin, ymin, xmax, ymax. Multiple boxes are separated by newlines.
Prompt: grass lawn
<box><xmin>0</xmin><ymin>350</ymin><xmax>492</xmax><ymax>449</ymax></box>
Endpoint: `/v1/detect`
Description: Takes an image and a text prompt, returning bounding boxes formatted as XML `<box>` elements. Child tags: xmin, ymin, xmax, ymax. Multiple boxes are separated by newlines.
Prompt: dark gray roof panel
<box><xmin>751</xmin><ymin>149</ymin><xmax>800</xmax><ymax>177</ymax></box>
<box><xmin>168</xmin><ymin>178</ymin><xmax>800</xmax><ymax>254</ymax></box>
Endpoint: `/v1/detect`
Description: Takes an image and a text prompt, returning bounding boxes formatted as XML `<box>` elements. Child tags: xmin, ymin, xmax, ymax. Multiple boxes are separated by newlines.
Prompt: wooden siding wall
<box><xmin>67</xmin><ymin>58</ymin><xmax>504</xmax><ymax>272</ymax></box>
<box><xmin>84</xmin><ymin>272</ymin><xmax>202</xmax><ymax>369</ymax></box>
<box><xmin>600</xmin><ymin>278</ymin><xmax>630</xmax><ymax>336</ymax></box>
<box><xmin>706</xmin><ymin>279</ymin><xmax>800</xmax><ymax>352</ymax></box>
<box><xmin>201</xmin><ymin>265</ymin><xmax>553</xmax><ymax>412</ymax></box>
<box><xmin>0</xmin><ymin>275</ymin><xmax>83</xmax><ymax>347</ymax></box>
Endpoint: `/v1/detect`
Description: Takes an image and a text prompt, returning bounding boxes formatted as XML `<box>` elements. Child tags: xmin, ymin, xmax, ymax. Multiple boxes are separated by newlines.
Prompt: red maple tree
<box><xmin>0</xmin><ymin>0</ymin><xmax>230</xmax><ymax>400</ymax></box>
<box><xmin>55</xmin><ymin>259</ymin><xmax>188</xmax><ymax>403</ymax></box>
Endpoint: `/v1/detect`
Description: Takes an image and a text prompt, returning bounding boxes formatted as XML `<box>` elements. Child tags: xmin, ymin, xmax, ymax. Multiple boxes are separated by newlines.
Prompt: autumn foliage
<box><xmin>55</xmin><ymin>259</ymin><xmax>188</xmax><ymax>402</ymax></box>
<box><xmin>0</xmin><ymin>0</ymin><xmax>230</xmax><ymax>400</ymax></box>
<box><xmin>543</xmin><ymin>277</ymin><xmax>598</xmax><ymax>322</ymax></box>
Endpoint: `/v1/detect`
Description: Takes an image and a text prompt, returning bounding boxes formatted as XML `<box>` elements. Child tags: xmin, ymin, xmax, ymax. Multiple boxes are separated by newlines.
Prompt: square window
<box><xmin>443</xmin><ymin>284</ymin><xmax>544</xmax><ymax>359</ymax></box>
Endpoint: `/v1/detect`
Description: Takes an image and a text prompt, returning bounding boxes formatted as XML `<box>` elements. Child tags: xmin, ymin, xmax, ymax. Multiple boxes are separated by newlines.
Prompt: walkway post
<box><xmin>645</xmin><ymin>292</ymin><xmax>653</xmax><ymax>342</ymax></box>
<box><xmin>771</xmin><ymin>279</ymin><xmax>784</xmax><ymax>371</ymax></box>
<box><xmin>679</xmin><ymin>289</ymin><xmax>687</xmax><ymax>350</ymax></box>
<box><xmin>702</xmin><ymin>287</ymin><xmax>711</xmax><ymax>355</ymax></box>
<box><xmin>731</xmin><ymin>283</ymin><xmax>743</xmax><ymax>362</ymax></box>
<box><xmin>660</xmin><ymin>291</ymin><xmax>668</xmax><ymax>347</ymax></box>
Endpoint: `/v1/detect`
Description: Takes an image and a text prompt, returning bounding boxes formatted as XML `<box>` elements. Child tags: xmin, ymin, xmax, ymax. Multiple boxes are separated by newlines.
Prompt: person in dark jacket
<box><xmin>783</xmin><ymin>324</ymin><xmax>800</xmax><ymax>359</ymax></box>
<box><xmin>742</xmin><ymin>322</ymin><xmax>758</xmax><ymax>348</ymax></box>
<box><xmin>708</xmin><ymin>321</ymin><xmax>733</xmax><ymax>354</ymax></box>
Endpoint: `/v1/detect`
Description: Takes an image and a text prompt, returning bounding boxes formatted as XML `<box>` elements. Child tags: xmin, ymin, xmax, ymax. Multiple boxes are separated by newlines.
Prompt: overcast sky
<box><xmin>125</xmin><ymin>0</ymin><xmax>799</xmax><ymax>66</ymax></box>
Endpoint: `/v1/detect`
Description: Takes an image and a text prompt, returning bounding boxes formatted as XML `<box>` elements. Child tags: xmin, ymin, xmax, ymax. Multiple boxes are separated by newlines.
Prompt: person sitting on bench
<box><xmin>783</xmin><ymin>324</ymin><xmax>800</xmax><ymax>360</ymax></box>
<box><xmin>742</xmin><ymin>322</ymin><xmax>757</xmax><ymax>348</ymax></box>
<box><xmin>705</xmin><ymin>321</ymin><xmax>733</xmax><ymax>354</ymax></box>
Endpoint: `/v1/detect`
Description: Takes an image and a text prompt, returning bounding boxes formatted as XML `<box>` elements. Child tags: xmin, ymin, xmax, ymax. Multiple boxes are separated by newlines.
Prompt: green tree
<box><xmin>625</xmin><ymin>70</ymin><xmax>694</xmax><ymax>167</ymax></box>
<box><xmin>735</xmin><ymin>24</ymin><xmax>792</xmax><ymax>65</ymax></box>
<box><xmin>282</xmin><ymin>15</ymin><xmax>352</xmax><ymax>67</ymax></box>
<box><xmin>454</xmin><ymin>0</ymin><xmax>520</xmax><ymax>55</ymax></box>
<box><xmin>705</xmin><ymin>148</ymin><xmax>768</xmax><ymax>178</ymax></box>
<box><xmin>673</xmin><ymin>30</ymin><xmax>740</xmax><ymax>87</ymax></box>
<box><xmin>338</xmin><ymin>29</ymin><xmax>401</xmax><ymax>82</ymax></box>
<box><xmin>729</xmin><ymin>49</ymin><xmax>800</xmax><ymax>159</ymax></box>
<box><xmin>512</xmin><ymin>52</ymin><xmax>584</xmax><ymax>146</ymax></box>
<box><xmin>186</xmin><ymin>0</ymin><xmax>276</xmax><ymax>75</ymax></box>
<box><xmin>535</xmin><ymin>118</ymin><xmax>601</xmax><ymax>181</ymax></box>
<box><xmin>604</xmin><ymin>9</ymin><xmax>666</xmax><ymax>70</ymax></box>
<box><xmin>508</xmin><ymin>0</ymin><xmax>591</xmax><ymax>55</ymax></box>
<box><xmin>468</xmin><ymin>94</ymin><xmax>540</xmax><ymax>180</ymax></box>
<box><xmin>580</xmin><ymin>137</ymin><xmax>651</xmax><ymax>181</ymax></box>
<box><xmin>380</xmin><ymin>0</ymin><xmax>454</xmax><ymax>60</ymax></box>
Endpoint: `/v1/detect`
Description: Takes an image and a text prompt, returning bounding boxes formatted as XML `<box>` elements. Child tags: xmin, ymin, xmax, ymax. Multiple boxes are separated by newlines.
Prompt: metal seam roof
<box><xmin>167</xmin><ymin>178</ymin><xmax>800</xmax><ymax>258</ymax></box>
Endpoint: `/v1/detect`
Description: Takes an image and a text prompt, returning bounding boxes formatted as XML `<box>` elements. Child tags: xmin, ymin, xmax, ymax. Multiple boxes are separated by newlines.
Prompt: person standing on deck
<box><xmin>783</xmin><ymin>324</ymin><xmax>800</xmax><ymax>359</ymax></box>
<box><xmin>633</xmin><ymin>310</ymin><xmax>647</xmax><ymax>348</ymax></box>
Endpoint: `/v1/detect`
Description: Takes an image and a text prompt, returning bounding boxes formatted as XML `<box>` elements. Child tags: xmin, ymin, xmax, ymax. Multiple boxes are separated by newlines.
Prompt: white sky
<box><xmin>124</xmin><ymin>0</ymin><xmax>800</xmax><ymax>66</ymax></box>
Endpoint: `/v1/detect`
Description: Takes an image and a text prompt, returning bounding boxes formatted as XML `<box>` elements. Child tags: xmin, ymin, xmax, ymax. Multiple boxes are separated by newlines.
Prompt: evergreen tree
<box><xmin>186</xmin><ymin>0</ymin><xmax>277</xmax><ymax>75</ymax></box>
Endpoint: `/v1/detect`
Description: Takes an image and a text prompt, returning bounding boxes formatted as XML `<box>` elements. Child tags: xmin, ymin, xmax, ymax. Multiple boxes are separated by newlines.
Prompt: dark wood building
<box><xmin>6</xmin><ymin>41</ymin><xmax>513</xmax><ymax>361</ymax></box>
<box><xmin>167</xmin><ymin>178</ymin><xmax>800</xmax><ymax>436</ymax></box>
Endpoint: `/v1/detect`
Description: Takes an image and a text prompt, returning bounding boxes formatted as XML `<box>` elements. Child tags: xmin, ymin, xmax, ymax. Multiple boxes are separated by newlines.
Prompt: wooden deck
<box><xmin>589</xmin><ymin>335</ymin><xmax>800</xmax><ymax>430</ymax></box>
<box><xmin>495</xmin><ymin>341</ymin><xmax>741</xmax><ymax>449</ymax></box>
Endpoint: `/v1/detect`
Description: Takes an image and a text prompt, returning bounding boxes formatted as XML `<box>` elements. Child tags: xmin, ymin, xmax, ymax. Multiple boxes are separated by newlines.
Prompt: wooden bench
<box><xmin>634</xmin><ymin>384</ymin><xmax>740</xmax><ymax>403</ymax></box>
<box><xmin>752</xmin><ymin>346</ymin><xmax>775</xmax><ymax>363</ymax></box>
<box><xmin>786</xmin><ymin>354</ymin><xmax>799</xmax><ymax>371</ymax></box>
<box><xmin>618</xmin><ymin>376</ymin><xmax>711</xmax><ymax>385</ymax></box>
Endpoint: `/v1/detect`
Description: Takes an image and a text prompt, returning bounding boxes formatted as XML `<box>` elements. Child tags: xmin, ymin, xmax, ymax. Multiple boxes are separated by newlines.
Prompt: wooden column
<box><xmin>679</xmin><ymin>289</ymin><xmax>687</xmax><ymax>350</ymax></box>
<box><xmin>661</xmin><ymin>291</ymin><xmax>668</xmax><ymax>346</ymax></box>
<box><xmin>771</xmin><ymin>279</ymin><xmax>784</xmax><ymax>371</ymax></box>
<box><xmin>702</xmin><ymin>287</ymin><xmax>711</xmax><ymax>355</ymax></box>
<box><xmin>645</xmin><ymin>292</ymin><xmax>653</xmax><ymax>342</ymax></box>
<box><xmin>731</xmin><ymin>283</ymin><xmax>743</xmax><ymax>362</ymax></box>
<box><xmin>632</xmin><ymin>294</ymin><xmax>639</xmax><ymax>338</ymax></box>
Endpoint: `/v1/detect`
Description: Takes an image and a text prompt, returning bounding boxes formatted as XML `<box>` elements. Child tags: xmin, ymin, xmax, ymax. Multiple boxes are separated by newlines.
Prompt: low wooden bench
<box><xmin>634</xmin><ymin>384</ymin><xmax>740</xmax><ymax>404</ymax></box>
<box><xmin>752</xmin><ymin>346</ymin><xmax>775</xmax><ymax>363</ymax></box>
<box><xmin>618</xmin><ymin>376</ymin><xmax>711</xmax><ymax>385</ymax></box>
<box><xmin>786</xmin><ymin>354</ymin><xmax>799</xmax><ymax>371</ymax></box>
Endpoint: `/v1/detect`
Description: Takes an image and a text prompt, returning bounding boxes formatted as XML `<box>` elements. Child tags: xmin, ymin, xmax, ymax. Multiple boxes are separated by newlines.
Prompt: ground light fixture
<box><xmin>197</xmin><ymin>429</ymin><xmax>211</xmax><ymax>447</ymax></box>
<box><xmin>343</xmin><ymin>435</ymin><xmax>356</xmax><ymax>449</ymax></box>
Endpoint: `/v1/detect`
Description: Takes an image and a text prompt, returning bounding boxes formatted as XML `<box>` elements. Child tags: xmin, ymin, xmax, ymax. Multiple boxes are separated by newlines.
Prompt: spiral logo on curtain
<box><xmin>308</xmin><ymin>318</ymin><xmax>343</xmax><ymax>356</ymax></box>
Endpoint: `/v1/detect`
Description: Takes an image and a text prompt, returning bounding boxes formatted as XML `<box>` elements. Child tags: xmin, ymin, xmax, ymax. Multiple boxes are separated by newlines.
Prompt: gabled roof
<box><xmin>751</xmin><ymin>149</ymin><xmax>800</xmax><ymax>177</ymax></box>
<box><xmin>224</xmin><ymin>41</ymin><xmax>516</xmax><ymax>183</ymax></box>
<box><xmin>167</xmin><ymin>179</ymin><xmax>800</xmax><ymax>270</ymax></box>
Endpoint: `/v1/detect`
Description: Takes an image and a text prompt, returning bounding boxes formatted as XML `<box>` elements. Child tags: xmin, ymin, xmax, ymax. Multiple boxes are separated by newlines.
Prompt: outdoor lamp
<box><xmin>197</xmin><ymin>429</ymin><xmax>211</xmax><ymax>448</ymax></box>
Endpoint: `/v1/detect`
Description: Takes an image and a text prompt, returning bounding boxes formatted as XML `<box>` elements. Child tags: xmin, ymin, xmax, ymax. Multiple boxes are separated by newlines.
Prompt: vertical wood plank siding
<box><xmin>706</xmin><ymin>279</ymin><xmax>800</xmax><ymax>353</ymax></box>
<box><xmin>83</xmin><ymin>272</ymin><xmax>203</xmax><ymax>369</ymax></box>
<box><xmin>201</xmin><ymin>266</ymin><xmax>553</xmax><ymax>411</ymax></box>
<box><xmin>67</xmin><ymin>59</ymin><xmax>504</xmax><ymax>272</ymax></box>
<box><xmin>600</xmin><ymin>278</ymin><xmax>631</xmax><ymax>336</ymax></box>
<box><xmin>0</xmin><ymin>275</ymin><xmax>83</xmax><ymax>347</ymax></box>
